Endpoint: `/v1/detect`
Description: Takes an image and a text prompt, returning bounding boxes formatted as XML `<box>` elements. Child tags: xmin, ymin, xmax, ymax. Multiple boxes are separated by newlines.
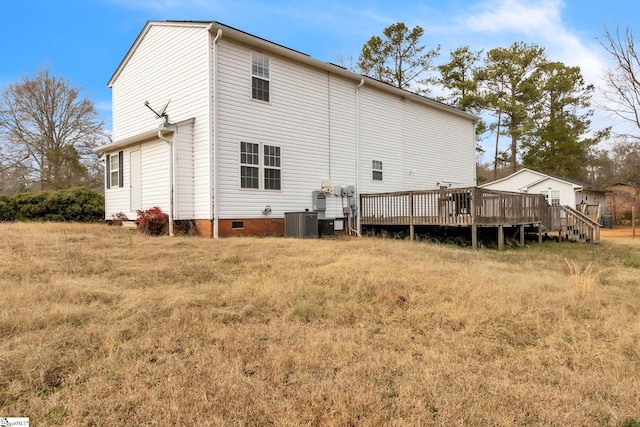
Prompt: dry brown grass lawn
<box><xmin>1</xmin><ymin>222</ymin><xmax>640</xmax><ymax>426</ymax></box>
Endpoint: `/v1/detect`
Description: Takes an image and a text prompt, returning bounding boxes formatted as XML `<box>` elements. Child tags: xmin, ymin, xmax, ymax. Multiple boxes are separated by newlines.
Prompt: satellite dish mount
<box><xmin>144</xmin><ymin>99</ymin><xmax>171</xmax><ymax>125</ymax></box>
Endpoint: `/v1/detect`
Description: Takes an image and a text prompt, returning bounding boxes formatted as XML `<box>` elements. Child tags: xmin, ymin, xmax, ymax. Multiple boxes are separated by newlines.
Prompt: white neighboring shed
<box><xmin>95</xmin><ymin>20</ymin><xmax>479</xmax><ymax>237</ymax></box>
<box><xmin>480</xmin><ymin>168</ymin><xmax>606</xmax><ymax>214</ymax></box>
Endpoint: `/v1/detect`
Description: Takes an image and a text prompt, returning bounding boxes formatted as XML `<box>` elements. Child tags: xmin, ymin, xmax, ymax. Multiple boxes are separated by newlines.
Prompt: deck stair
<box><xmin>558</xmin><ymin>205</ymin><xmax>601</xmax><ymax>243</ymax></box>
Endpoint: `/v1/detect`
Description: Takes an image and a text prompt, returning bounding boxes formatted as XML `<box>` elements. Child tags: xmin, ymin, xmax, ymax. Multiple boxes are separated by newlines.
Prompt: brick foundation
<box><xmin>218</xmin><ymin>218</ymin><xmax>285</xmax><ymax>237</ymax></box>
<box><xmin>194</xmin><ymin>219</ymin><xmax>214</xmax><ymax>237</ymax></box>
<box><xmin>192</xmin><ymin>218</ymin><xmax>348</xmax><ymax>238</ymax></box>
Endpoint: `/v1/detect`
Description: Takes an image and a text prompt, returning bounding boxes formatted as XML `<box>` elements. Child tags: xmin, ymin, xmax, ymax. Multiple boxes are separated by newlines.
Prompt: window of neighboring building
<box><xmin>240</xmin><ymin>142</ymin><xmax>281</xmax><ymax>190</ymax></box>
<box><xmin>106</xmin><ymin>151</ymin><xmax>124</xmax><ymax>189</ymax></box>
<box><xmin>264</xmin><ymin>145</ymin><xmax>281</xmax><ymax>190</ymax></box>
<box><xmin>251</xmin><ymin>52</ymin><xmax>270</xmax><ymax>102</ymax></box>
<box><xmin>541</xmin><ymin>189</ymin><xmax>560</xmax><ymax>206</ymax></box>
<box><xmin>372</xmin><ymin>160</ymin><xmax>383</xmax><ymax>181</ymax></box>
<box><xmin>240</xmin><ymin>142</ymin><xmax>259</xmax><ymax>189</ymax></box>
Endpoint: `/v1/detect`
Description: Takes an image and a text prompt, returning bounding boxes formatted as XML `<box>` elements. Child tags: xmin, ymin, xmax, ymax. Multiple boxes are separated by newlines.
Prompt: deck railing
<box><xmin>360</xmin><ymin>187</ymin><xmax>549</xmax><ymax>227</ymax></box>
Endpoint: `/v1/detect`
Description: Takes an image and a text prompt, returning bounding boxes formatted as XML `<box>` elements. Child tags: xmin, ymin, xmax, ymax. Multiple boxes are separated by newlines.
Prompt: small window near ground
<box><xmin>372</xmin><ymin>160</ymin><xmax>383</xmax><ymax>181</ymax></box>
<box><xmin>232</xmin><ymin>221</ymin><xmax>244</xmax><ymax>229</ymax></box>
<box><xmin>251</xmin><ymin>52</ymin><xmax>270</xmax><ymax>102</ymax></box>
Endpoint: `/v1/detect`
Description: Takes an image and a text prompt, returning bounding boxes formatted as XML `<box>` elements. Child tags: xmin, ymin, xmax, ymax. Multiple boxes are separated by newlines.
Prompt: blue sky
<box><xmin>2</xmin><ymin>0</ymin><xmax>639</xmax><ymax>154</ymax></box>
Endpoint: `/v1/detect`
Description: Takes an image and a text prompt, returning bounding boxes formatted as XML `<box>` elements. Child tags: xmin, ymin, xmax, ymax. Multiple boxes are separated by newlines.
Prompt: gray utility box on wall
<box><xmin>284</xmin><ymin>212</ymin><xmax>318</xmax><ymax>238</ymax></box>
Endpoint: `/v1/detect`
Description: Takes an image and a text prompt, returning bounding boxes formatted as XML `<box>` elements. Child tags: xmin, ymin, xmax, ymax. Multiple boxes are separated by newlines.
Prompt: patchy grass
<box><xmin>1</xmin><ymin>222</ymin><xmax>639</xmax><ymax>425</ymax></box>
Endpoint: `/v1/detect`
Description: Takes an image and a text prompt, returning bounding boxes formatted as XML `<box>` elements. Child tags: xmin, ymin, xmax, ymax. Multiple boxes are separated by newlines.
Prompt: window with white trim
<box><xmin>372</xmin><ymin>160</ymin><xmax>383</xmax><ymax>181</ymax></box>
<box><xmin>240</xmin><ymin>142</ymin><xmax>281</xmax><ymax>190</ymax></box>
<box><xmin>541</xmin><ymin>189</ymin><xmax>560</xmax><ymax>206</ymax></box>
<box><xmin>264</xmin><ymin>145</ymin><xmax>281</xmax><ymax>190</ymax></box>
<box><xmin>240</xmin><ymin>142</ymin><xmax>259</xmax><ymax>189</ymax></box>
<box><xmin>106</xmin><ymin>151</ymin><xmax>124</xmax><ymax>189</ymax></box>
<box><xmin>251</xmin><ymin>52</ymin><xmax>270</xmax><ymax>102</ymax></box>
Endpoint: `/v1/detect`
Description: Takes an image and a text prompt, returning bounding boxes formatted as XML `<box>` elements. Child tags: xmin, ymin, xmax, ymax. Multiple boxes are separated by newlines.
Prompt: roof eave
<box><xmin>207</xmin><ymin>22</ymin><xmax>479</xmax><ymax>122</ymax></box>
<box><xmin>93</xmin><ymin>118</ymin><xmax>195</xmax><ymax>153</ymax></box>
<box><xmin>108</xmin><ymin>20</ymin><xmax>478</xmax><ymax>123</ymax></box>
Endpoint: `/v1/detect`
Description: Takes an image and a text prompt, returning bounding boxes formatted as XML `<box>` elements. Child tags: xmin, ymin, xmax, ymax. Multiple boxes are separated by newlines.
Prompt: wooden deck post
<box><xmin>520</xmin><ymin>224</ymin><xmax>525</xmax><ymax>246</ymax></box>
<box><xmin>538</xmin><ymin>223</ymin><xmax>543</xmax><ymax>244</ymax></box>
<box><xmin>498</xmin><ymin>225</ymin><xmax>504</xmax><ymax>251</ymax></box>
<box><xmin>471</xmin><ymin>224</ymin><xmax>477</xmax><ymax>249</ymax></box>
<box><xmin>409</xmin><ymin>192</ymin><xmax>415</xmax><ymax>241</ymax></box>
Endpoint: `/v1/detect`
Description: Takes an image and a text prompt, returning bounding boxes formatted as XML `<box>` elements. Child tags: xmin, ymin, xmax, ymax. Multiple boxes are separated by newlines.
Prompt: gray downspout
<box><xmin>158</xmin><ymin>124</ymin><xmax>177</xmax><ymax>236</ymax></box>
<box><xmin>355</xmin><ymin>79</ymin><xmax>364</xmax><ymax>236</ymax></box>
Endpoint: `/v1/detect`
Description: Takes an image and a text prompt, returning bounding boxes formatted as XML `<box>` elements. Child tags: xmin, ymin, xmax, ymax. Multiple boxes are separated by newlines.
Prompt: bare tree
<box><xmin>0</xmin><ymin>68</ymin><xmax>107</xmax><ymax>191</ymax></box>
<box><xmin>599</xmin><ymin>23</ymin><xmax>640</xmax><ymax>136</ymax></box>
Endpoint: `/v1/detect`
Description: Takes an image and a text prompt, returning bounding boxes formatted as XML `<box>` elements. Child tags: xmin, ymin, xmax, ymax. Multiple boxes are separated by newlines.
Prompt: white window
<box><xmin>251</xmin><ymin>52</ymin><xmax>270</xmax><ymax>102</ymax></box>
<box><xmin>106</xmin><ymin>151</ymin><xmax>123</xmax><ymax>189</ymax></box>
<box><xmin>264</xmin><ymin>145</ymin><xmax>281</xmax><ymax>190</ymax></box>
<box><xmin>372</xmin><ymin>160</ymin><xmax>383</xmax><ymax>181</ymax></box>
<box><xmin>240</xmin><ymin>142</ymin><xmax>281</xmax><ymax>190</ymax></box>
<box><xmin>541</xmin><ymin>189</ymin><xmax>560</xmax><ymax>206</ymax></box>
<box><xmin>240</xmin><ymin>142</ymin><xmax>259</xmax><ymax>189</ymax></box>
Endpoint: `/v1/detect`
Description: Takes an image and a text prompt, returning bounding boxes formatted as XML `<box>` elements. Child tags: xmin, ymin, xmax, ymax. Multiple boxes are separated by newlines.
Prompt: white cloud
<box><xmin>465</xmin><ymin>0</ymin><xmax>563</xmax><ymax>35</ymax></box>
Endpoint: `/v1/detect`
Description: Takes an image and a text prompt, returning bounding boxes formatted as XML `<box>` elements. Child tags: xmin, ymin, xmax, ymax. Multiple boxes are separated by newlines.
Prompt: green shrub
<box><xmin>0</xmin><ymin>195</ymin><xmax>16</xmax><ymax>221</ymax></box>
<box><xmin>1</xmin><ymin>187</ymin><xmax>104</xmax><ymax>222</ymax></box>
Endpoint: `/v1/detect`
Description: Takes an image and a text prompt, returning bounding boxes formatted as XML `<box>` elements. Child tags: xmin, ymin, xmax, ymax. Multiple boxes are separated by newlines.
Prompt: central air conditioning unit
<box><xmin>284</xmin><ymin>211</ymin><xmax>318</xmax><ymax>238</ymax></box>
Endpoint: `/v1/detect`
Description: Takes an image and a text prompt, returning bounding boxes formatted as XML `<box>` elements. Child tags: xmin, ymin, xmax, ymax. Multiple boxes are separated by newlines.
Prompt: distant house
<box><xmin>605</xmin><ymin>183</ymin><xmax>639</xmax><ymax>224</ymax></box>
<box><xmin>479</xmin><ymin>168</ymin><xmax>607</xmax><ymax>219</ymax></box>
<box><xmin>94</xmin><ymin>20</ymin><xmax>478</xmax><ymax>237</ymax></box>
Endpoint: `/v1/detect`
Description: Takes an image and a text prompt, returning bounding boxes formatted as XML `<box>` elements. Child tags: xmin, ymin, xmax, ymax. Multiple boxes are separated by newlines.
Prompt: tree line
<box><xmin>353</xmin><ymin>22</ymin><xmax>640</xmax><ymax>185</ymax></box>
<box><xmin>2</xmin><ymin>22</ymin><xmax>640</xmax><ymax>195</ymax></box>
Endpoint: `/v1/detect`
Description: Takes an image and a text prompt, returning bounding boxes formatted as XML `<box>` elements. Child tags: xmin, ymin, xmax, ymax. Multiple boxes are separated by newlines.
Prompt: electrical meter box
<box><xmin>312</xmin><ymin>190</ymin><xmax>327</xmax><ymax>212</ymax></box>
<box><xmin>346</xmin><ymin>185</ymin><xmax>355</xmax><ymax>197</ymax></box>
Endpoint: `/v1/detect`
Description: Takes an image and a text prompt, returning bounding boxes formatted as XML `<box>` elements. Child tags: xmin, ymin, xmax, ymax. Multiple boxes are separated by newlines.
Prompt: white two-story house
<box><xmin>95</xmin><ymin>20</ymin><xmax>479</xmax><ymax>237</ymax></box>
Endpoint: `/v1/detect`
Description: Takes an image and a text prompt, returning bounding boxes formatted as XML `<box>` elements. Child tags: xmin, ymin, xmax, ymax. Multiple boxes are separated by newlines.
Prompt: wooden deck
<box><xmin>360</xmin><ymin>187</ymin><xmax>599</xmax><ymax>248</ymax></box>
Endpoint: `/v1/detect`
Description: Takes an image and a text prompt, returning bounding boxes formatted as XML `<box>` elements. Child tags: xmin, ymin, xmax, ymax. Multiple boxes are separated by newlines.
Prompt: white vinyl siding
<box><xmin>110</xmin><ymin>23</ymin><xmax>210</xmax><ymax>218</ymax></box>
<box><xmin>108</xmin><ymin>24</ymin><xmax>477</xmax><ymax>223</ymax></box>
<box><xmin>214</xmin><ymin>37</ymin><xmax>476</xmax><ymax>219</ymax></box>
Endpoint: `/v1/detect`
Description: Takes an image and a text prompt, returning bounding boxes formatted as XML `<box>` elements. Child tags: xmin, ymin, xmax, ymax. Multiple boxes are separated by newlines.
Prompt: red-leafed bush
<box><xmin>135</xmin><ymin>206</ymin><xmax>168</xmax><ymax>235</ymax></box>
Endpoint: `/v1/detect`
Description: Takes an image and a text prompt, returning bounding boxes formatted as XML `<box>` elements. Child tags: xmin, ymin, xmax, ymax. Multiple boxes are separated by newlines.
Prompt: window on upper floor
<box><xmin>372</xmin><ymin>160</ymin><xmax>383</xmax><ymax>181</ymax></box>
<box><xmin>106</xmin><ymin>151</ymin><xmax>124</xmax><ymax>189</ymax></box>
<box><xmin>251</xmin><ymin>52</ymin><xmax>270</xmax><ymax>102</ymax></box>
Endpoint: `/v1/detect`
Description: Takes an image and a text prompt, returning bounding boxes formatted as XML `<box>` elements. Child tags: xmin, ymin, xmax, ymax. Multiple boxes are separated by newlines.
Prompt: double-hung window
<box><xmin>372</xmin><ymin>160</ymin><xmax>383</xmax><ymax>181</ymax></box>
<box><xmin>240</xmin><ymin>142</ymin><xmax>260</xmax><ymax>189</ymax></box>
<box><xmin>541</xmin><ymin>189</ymin><xmax>560</xmax><ymax>206</ymax></box>
<box><xmin>263</xmin><ymin>145</ymin><xmax>281</xmax><ymax>190</ymax></box>
<box><xmin>251</xmin><ymin>52</ymin><xmax>270</xmax><ymax>102</ymax></box>
<box><xmin>240</xmin><ymin>142</ymin><xmax>281</xmax><ymax>190</ymax></box>
<box><xmin>106</xmin><ymin>151</ymin><xmax>124</xmax><ymax>189</ymax></box>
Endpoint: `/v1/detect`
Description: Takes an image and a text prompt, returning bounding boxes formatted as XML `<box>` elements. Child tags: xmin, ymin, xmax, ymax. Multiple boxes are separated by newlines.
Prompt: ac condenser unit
<box><xmin>284</xmin><ymin>212</ymin><xmax>318</xmax><ymax>238</ymax></box>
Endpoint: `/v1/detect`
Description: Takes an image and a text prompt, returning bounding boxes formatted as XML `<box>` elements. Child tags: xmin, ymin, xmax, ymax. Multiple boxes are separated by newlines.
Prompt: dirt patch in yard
<box><xmin>600</xmin><ymin>227</ymin><xmax>640</xmax><ymax>245</ymax></box>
